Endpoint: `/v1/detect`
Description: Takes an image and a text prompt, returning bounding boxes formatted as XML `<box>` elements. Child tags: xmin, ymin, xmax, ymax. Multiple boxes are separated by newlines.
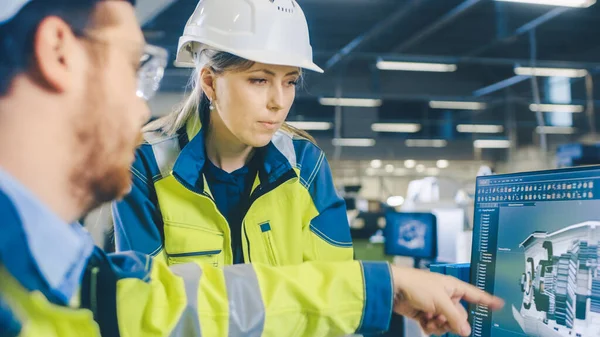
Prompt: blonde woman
<box><xmin>112</xmin><ymin>0</ymin><xmax>353</xmax><ymax>267</ymax></box>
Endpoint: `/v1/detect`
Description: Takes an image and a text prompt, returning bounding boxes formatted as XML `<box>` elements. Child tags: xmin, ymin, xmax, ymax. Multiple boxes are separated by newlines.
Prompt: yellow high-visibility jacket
<box><xmin>0</xmin><ymin>187</ymin><xmax>394</xmax><ymax>337</ymax></box>
<box><xmin>112</xmin><ymin>113</ymin><xmax>353</xmax><ymax>266</ymax></box>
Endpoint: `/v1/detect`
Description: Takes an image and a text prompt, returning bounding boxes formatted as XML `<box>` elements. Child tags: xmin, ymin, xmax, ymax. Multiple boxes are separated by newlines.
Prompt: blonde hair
<box><xmin>144</xmin><ymin>49</ymin><xmax>315</xmax><ymax>143</ymax></box>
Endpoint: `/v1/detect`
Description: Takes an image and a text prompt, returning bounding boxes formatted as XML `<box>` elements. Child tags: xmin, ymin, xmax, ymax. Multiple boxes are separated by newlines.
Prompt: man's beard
<box><xmin>69</xmin><ymin>82</ymin><xmax>141</xmax><ymax>215</ymax></box>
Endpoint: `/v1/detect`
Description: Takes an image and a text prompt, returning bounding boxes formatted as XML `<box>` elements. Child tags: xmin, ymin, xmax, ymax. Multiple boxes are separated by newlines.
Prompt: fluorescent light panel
<box><xmin>536</xmin><ymin>126</ymin><xmax>577</xmax><ymax>134</ymax></box>
<box><xmin>370</xmin><ymin>160</ymin><xmax>382</xmax><ymax>168</ymax></box>
<box><xmin>429</xmin><ymin>101</ymin><xmax>487</xmax><ymax>110</ymax></box>
<box><xmin>514</xmin><ymin>67</ymin><xmax>588</xmax><ymax>78</ymax></box>
<box><xmin>286</xmin><ymin>121</ymin><xmax>333</xmax><ymax>130</ymax></box>
<box><xmin>332</xmin><ymin>138</ymin><xmax>376</xmax><ymax>147</ymax></box>
<box><xmin>319</xmin><ymin>97</ymin><xmax>382</xmax><ymax>107</ymax></box>
<box><xmin>495</xmin><ymin>0</ymin><xmax>596</xmax><ymax>8</ymax></box>
<box><xmin>387</xmin><ymin>196</ymin><xmax>405</xmax><ymax>207</ymax></box>
<box><xmin>405</xmin><ymin>139</ymin><xmax>448</xmax><ymax>148</ymax></box>
<box><xmin>456</xmin><ymin>124</ymin><xmax>504</xmax><ymax>134</ymax></box>
<box><xmin>529</xmin><ymin>104</ymin><xmax>585</xmax><ymax>113</ymax></box>
<box><xmin>436</xmin><ymin>160</ymin><xmax>449</xmax><ymax>169</ymax></box>
<box><xmin>376</xmin><ymin>60</ymin><xmax>457</xmax><ymax>72</ymax></box>
<box><xmin>404</xmin><ymin>160</ymin><xmax>416</xmax><ymax>168</ymax></box>
<box><xmin>473</xmin><ymin>139</ymin><xmax>511</xmax><ymax>149</ymax></box>
<box><xmin>371</xmin><ymin>123</ymin><xmax>421</xmax><ymax>133</ymax></box>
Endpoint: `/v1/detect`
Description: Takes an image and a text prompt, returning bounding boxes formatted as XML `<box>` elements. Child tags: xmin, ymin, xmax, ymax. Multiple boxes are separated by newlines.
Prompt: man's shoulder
<box><xmin>0</xmin><ymin>188</ymin><xmax>23</xmax><ymax>228</ymax></box>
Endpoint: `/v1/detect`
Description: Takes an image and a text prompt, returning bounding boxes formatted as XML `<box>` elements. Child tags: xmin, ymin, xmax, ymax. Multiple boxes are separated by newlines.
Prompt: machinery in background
<box><xmin>401</xmin><ymin>177</ymin><xmax>473</xmax><ymax>265</ymax></box>
<box><xmin>350</xmin><ymin>211</ymin><xmax>386</xmax><ymax>239</ymax></box>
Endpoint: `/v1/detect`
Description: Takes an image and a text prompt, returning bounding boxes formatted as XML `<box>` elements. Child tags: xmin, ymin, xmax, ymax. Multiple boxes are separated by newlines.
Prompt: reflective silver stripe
<box><xmin>169</xmin><ymin>263</ymin><xmax>202</xmax><ymax>337</ymax></box>
<box><xmin>223</xmin><ymin>264</ymin><xmax>265</xmax><ymax>337</ymax></box>
<box><xmin>272</xmin><ymin>130</ymin><xmax>297</xmax><ymax>168</ymax></box>
<box><xmin>143</xmin><ymin>132</ymin><xmax>181</xmax><ymax>178</ymax></box>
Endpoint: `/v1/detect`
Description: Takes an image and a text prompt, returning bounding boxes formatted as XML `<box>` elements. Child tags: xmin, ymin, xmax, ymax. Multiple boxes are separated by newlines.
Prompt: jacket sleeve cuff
<box><xmin>355</xmin><ymin>261</ymin><xmax>394</xmax><ymax>335</ymax></box>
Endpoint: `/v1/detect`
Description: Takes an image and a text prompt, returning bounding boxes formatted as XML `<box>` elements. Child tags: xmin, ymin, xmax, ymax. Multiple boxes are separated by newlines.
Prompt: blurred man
<box><xmin>0</xmin><ymin>1</ymin><xmax>503</xmax><ymax>336</ymax></box>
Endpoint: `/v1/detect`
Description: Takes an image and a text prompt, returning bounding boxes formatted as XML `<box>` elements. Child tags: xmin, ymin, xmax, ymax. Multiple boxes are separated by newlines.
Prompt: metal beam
<box><xmin>324</xmin><ymin>0</ymin><xmax>428</xmax><ymax>71</ymax></box>
<box><xmin>494</xmin><ymin>1</ymin><xmax>509</xmax><ymax>39</ymax></box>
<box><xmin>473</xmin><ymin>75</ymin><xmax>530</xmax><ymax>97</ymax></box>
<box><xmin>135</xmin><ymin>0</ymin><xmax>179</xmax><ymax>26</ymax></box>
<box><xmin>464</xmin><ymin>7</ymin><xmax>569</xmax><ymax>57</ymax></box>
<box><xmin>392</xmin><ymin>0</ymin><xmax>484</xmax><ymax>53</ymax></box>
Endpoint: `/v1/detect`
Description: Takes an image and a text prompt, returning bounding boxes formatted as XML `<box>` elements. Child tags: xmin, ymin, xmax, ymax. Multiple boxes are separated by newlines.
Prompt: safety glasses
<box><xmin>136</xmin><ymin>44</ymin><xmax>169</xmax><ymax>101</ymax></box>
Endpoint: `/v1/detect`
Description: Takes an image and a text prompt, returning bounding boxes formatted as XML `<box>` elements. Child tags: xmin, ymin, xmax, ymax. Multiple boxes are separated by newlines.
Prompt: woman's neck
<box><xmin>204</xmin><ymin>122</ymin><xmax>254</xmax><ymax>173</ymax></box>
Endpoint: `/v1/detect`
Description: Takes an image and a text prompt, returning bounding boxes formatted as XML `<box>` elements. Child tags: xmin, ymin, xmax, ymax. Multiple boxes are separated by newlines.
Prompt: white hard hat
<box><xmin>0</xmin><ymin>0</ymin><xmax>32</xmax><ymax>24</ymax></box>
<box><xmin>175</xmin><ymin>0</ymin><xmax>323</xmax><ymax>73</ymax></box>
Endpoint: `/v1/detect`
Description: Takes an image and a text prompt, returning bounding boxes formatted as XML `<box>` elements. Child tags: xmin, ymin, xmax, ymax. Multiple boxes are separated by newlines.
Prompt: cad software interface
<box><xmin>469</xmin><ymin>167</ymin><xmax>600</xmax><ymax>337</ymax></box>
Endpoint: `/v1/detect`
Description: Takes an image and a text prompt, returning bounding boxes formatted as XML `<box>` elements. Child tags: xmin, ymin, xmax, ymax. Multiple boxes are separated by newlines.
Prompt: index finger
<box><xmin>436</xmin><ymin>293</ymin><xmax>471</xmax><ymax>336</ymax></box>
<box><xmin>456</xmin><ymin>281</ymin><xmax>504</xmax><ymax>310</ymax></box>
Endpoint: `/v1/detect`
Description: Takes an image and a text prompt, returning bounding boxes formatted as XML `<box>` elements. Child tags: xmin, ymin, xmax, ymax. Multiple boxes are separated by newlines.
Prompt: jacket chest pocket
<box><xmin>163</xmin><ymin>221</ymin><xmax>225</xmax><ymax>267</ymax></box>
<box><xmin>257</xmin><ymin>222</ymin><xmax>279</xmax><ymax>266</ymax></box>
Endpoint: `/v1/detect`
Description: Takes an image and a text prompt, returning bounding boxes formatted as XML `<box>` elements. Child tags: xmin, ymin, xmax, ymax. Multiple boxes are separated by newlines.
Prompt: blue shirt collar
<box><xmin>172</xmin><ymin>121</ymin><xmax>293</xmax><ymax>191</ymax></box>
<box><xmin>0</xmin><ymin>168</ymin><xmax>95</xmax><ymax>305</ymax></box>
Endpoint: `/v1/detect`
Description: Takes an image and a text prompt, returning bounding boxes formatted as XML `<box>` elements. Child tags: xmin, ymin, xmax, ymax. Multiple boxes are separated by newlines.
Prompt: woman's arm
<box><xmin>300</xmin><ymin>148</ymin><xmax>354</xmax><ymax>262</ymax></box>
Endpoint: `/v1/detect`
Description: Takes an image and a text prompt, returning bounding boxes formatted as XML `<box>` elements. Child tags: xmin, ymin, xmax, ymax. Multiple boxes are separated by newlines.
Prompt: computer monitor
<box><xmin>469</xmin><ymin>166</ymin><xmax>600</xmax><ymax>337</ymax></box>
<box><xmin>384</xmin><ymin>212</ymin><xmax>437</xmax><ymax>259</ymax></box>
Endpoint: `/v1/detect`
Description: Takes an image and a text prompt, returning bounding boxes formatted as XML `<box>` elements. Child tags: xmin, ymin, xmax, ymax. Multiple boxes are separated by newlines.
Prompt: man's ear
<box><xmin>32</xmin><ymin>16</ymin><xmax>79</xmax><ymax>92</ymax></box>
<box><xmin>199</xmin><ymin>67</ymin><xmax>217</xmax><ymax>102</ymax></box>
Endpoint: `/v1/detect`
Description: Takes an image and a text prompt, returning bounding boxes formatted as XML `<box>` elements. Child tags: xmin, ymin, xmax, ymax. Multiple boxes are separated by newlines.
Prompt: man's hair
<box><xmin>0</xmin><ymin>0</ymin><xmax>132</xmax><ymax>96</ymax></box>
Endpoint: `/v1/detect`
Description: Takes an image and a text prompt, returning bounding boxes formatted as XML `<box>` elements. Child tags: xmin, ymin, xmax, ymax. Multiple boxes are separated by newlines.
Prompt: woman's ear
<box><xmin>199</xmin><ymin>67</ymin><xmax>217</xmax><ymax>102</ymax></box>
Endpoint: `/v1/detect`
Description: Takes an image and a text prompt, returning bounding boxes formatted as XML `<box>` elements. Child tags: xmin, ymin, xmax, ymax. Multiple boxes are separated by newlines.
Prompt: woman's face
<box><xmin>209</xmin><ymin>62</ymin><xmax>300</xmax><ymax>148</ymax></box>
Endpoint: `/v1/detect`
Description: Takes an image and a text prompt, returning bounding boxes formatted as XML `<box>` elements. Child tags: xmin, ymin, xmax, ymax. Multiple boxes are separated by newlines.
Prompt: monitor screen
<box><xmin>469</xmin><ymin>166</ymin><xmax>600</xmax><ymax>337</ymax></box>
<box><xmin>384</xmin><ymin>212</ymin><xmax>437</xmax><ymax>259</ymax></box>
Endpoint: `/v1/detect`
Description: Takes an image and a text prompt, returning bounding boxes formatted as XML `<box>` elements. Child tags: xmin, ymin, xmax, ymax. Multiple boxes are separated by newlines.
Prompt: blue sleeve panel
<box><xmin>356</xmin><ymin>261</ymin><xmax>394</xmax><ymax>335</ymax></box>
<box><xmin>295</xmin><ymin>140</ymin><xmax>352</xmax><ymax>248</ymax></box>
<box><xmin>111</xmin><ymin>145</ymin><xmax>164</xmax><ymax>256</ymax></box>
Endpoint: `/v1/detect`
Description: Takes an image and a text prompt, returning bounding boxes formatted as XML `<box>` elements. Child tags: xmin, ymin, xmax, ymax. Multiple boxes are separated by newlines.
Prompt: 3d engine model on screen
<box><xmin>512</xmin><ymin>221</ymin><xmax>600</xmax><ymax>337</ymax></box>
<box><xmin>398</xmin><ymin>220</ymin><xmax>427</xmax><ymax>250</ymax></box>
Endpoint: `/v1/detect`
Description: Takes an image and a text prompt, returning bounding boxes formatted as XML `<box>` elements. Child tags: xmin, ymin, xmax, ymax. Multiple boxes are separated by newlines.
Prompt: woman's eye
<box><xmin>289</xmin><ymin>79</ymin><xmax>299</xmax><ymax>86</ymax></box>
<box><xmin>250</xmin><ymin>78</ymin><xmax>268</xmax><ymax>84</ymax></box>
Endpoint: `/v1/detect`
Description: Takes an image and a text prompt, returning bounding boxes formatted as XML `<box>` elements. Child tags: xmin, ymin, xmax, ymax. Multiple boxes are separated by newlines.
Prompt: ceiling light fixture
<box><xmin>429</xmin><ymin>101</ymin><xmax>487</xmax><ymax>110</ymax></box>
<box><xmin>376</xmin><ymin>60</ymin><xmax>457</xmax><ymax>72</ymax></box>
<box><xmin>319</xmin><ymin>97</ymin><xmax>383</xmax><ymax>107</ymax></box>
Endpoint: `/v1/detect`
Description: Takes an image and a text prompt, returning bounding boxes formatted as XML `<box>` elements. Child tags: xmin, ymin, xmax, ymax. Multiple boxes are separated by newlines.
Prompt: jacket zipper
<box><xmin>172</xmin><ymin>173</ymin><xmax>232</xmax><ymax>263</ymax></box>
<box><xmin>241</xmin><ymin>170</ymin><xmax>297</xmax><ymax>263</ymax></box>
<box><xmin>90</xmin><ymin>266</ymin><xmax>100</xmax><ymax>317</ymax></box>
<box><xmin>172</xmin><ymin>172</ymin><xmax>217</xmax><ymax>203</ymax></box>
<box><xmin>263</xmin><ymin>230</ymin><xmax>278</xmax><ymax>265</ymax></box>
<box><xmin>174</xmin><ymin>170</ymin><xmax>297</xmax><ymax>264</ymax></box>
<box><xmin>168</xmin><ymin>250</ymin><xmax>222</xmax><ymax>258</ymax></box>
